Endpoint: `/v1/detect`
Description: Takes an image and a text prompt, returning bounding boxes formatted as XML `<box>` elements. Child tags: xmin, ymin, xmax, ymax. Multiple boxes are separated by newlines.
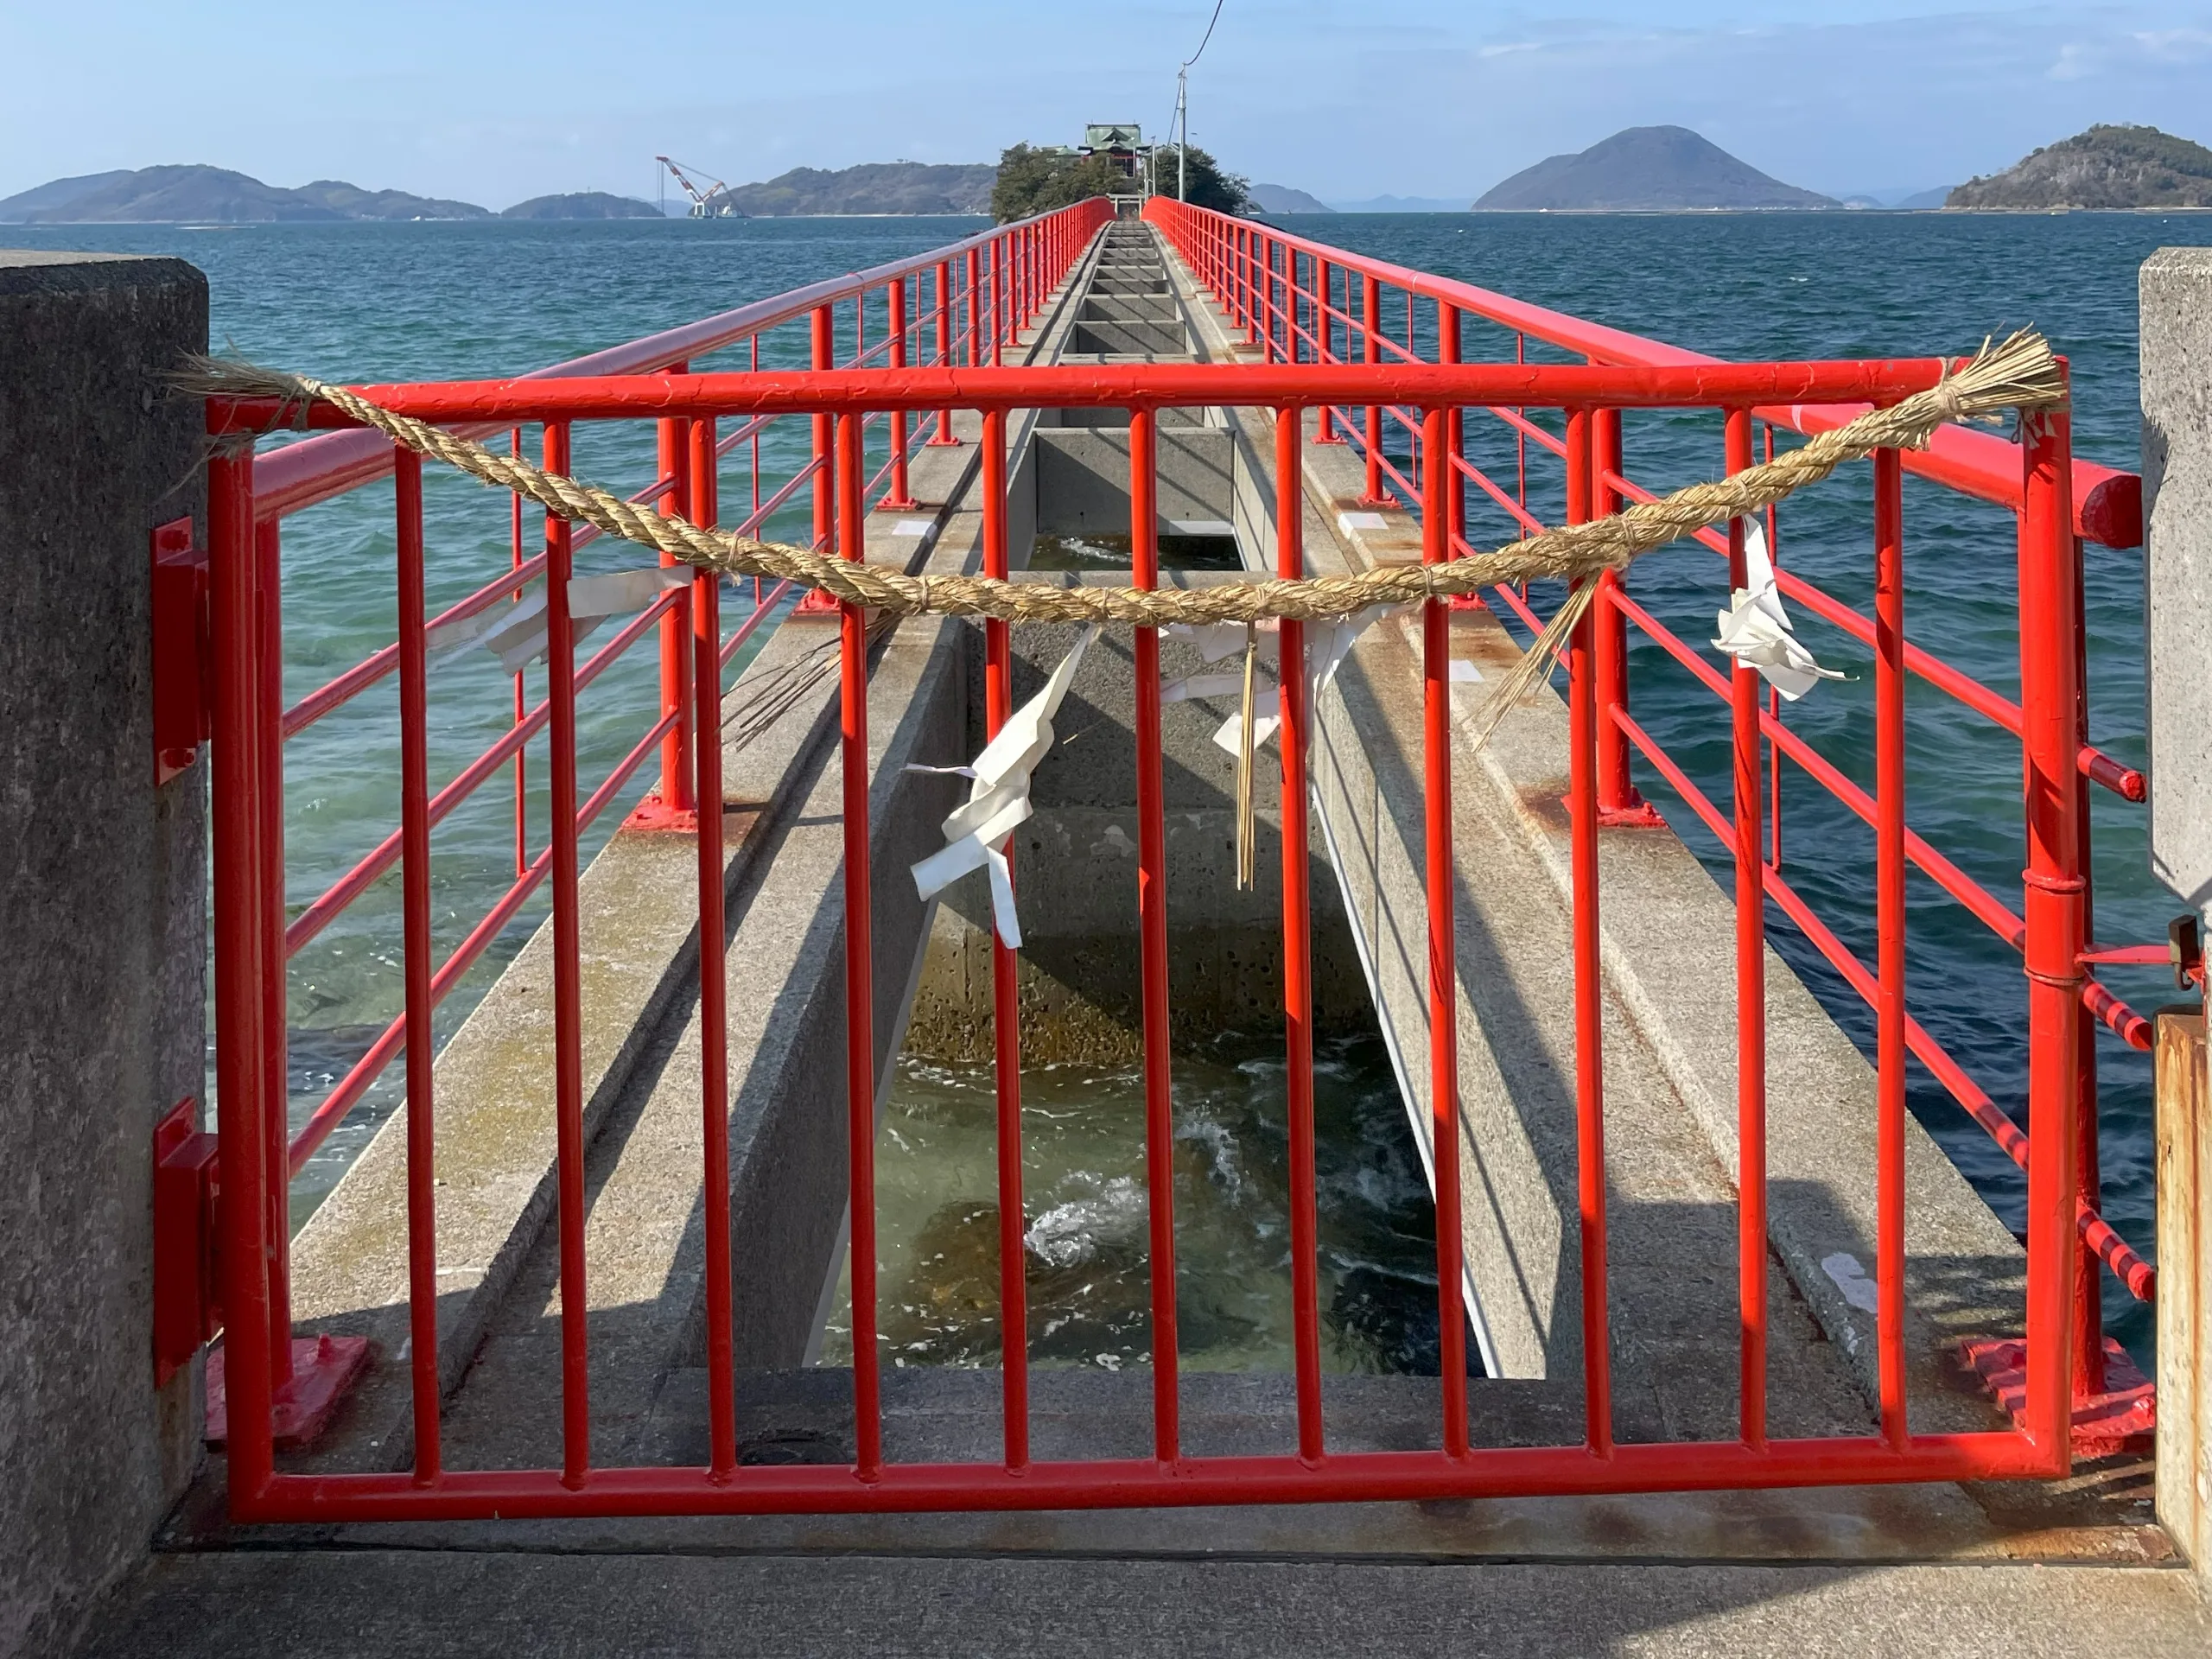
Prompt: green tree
<box><xmin>990</xmin><ymin>144</ymin><xmax>1130</xmax><ymax>221</ymax></box>
<box><xmin>988</xmin><ymin>141</ymin><xmax>1254</xmax><ymax>220</ymax></box>
<box><xmin>1152</xmin><ymin>143</ymin><xmax>1252</xmax><ymax>215</ymax></box>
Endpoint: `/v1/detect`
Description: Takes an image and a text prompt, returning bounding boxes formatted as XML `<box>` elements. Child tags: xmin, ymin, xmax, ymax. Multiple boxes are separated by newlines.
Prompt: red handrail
<box><xmin>1144</xmin><ymin>201</ymin><xmax>2138</xmax><ymax>549</ymax></box>
<box><xmin>250</xmin><ymin>205</ymin><xmax>1093</xmax><ymax>522</ymax></box>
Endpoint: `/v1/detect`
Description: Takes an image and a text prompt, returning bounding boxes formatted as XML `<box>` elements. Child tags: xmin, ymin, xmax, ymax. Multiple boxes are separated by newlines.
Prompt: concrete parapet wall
<box><xmin>0</xmin><ymin>252</ymin><xmax>207</xmax><ymax>1656</ymax></box>
<box><xmin>2144</xmin><ymin>248</ymin><xmax>2212</xmax><ymax>920</ymax></box>
<box><xmin>1032</xmin><ymin>428</ymin><xmax>1236</xmax><ymax>538</ymax></box>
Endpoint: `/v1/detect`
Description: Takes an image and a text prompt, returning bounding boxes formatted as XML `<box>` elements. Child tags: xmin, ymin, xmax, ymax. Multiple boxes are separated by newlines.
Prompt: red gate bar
<box><xmin>195</xmin><ymin>200</ymin><xmax>2154</xmax><ymax>1520</ymax></box>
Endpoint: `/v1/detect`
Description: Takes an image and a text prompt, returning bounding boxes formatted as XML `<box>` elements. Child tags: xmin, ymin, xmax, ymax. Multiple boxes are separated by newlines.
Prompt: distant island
<box><xmin>726</xmin><ymin>162</ymin><xmax>995</xmax><ymax>216</ymax></box>
<box><xmin>1947</xmin><ymin>124</ymin><xmax>2212</xmax><ymax>211</ymax></box>
<box><xmin>1249</xmin><ymin>182</ymin><xmax>1333</xmax><ymax>214</ymax></box>
<box><xmin>1475</xmin><ymin>126</ymin><xmax>1835</xmax><ymax>212</ymax></box>
<box><xmin>503</xmin><ymin>192</ymin><xmax>661</xmax><ymax>220</ymax></box>
<box><xmin>0</xmin><ymin>165</ymin><xmax>491</xmax><ymax>223</ymax></box>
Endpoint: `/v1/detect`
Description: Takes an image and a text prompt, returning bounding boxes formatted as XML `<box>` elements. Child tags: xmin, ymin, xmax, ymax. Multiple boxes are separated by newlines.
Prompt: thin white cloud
<box><xmin>2047</xmin><ymin>41</ymin><xmax>2099</xmax><ymax>80</ymax></box>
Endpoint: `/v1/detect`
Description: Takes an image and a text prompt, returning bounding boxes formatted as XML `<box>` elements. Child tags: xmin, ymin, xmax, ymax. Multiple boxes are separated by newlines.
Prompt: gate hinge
<box><xmin>150</xmin><ymin>518</ymin><xmax>210</xmax><ymax>785</ymax></box>
<box><xmin>153</xmin><ymin>1096</ymin><xmax>219</xmax><ymax>1386</ymax></box>
<box><xmin>2171</xmin><ymin>914</ymin><xmax>2204</xmax><ymax>991</ymax></box>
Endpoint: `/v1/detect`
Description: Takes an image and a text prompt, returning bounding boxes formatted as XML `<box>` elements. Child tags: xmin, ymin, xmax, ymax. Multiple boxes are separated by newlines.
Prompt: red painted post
<box><xmin>2018</xmin><ymin>395</ymin><xmax>2082</xmax><ymax>1473</ymax></box>
<box><xmin>1592</xmin><ymin>409</ymin><xmax>1652</xmax><ymax>822</ymax></box>
<box><xmin>1249</xmin><ymin>231</ymin><xmax>1262</xmax><ymax>354</ymax></box>
<box><xmin>929</xmin><ymin>261</ymin><xmax>955</xmax><ymax>444</ymax></box>
<box><xmin>543</xmin><ymin>420</ymin><xmax>591</xmax><ymax>1488</ymax></box>
<box><xmin>690</xmin><ymin>415</ymin><xmax>737</xmax><ymax>1478</ymax></box>
<box><xmin>1726</xmin><ymin>409</ymin><xmax>1770</xmax><ymax>1451</ymax></box>
<box><xmin>991</xmin><ymin>235</ymin><xmax>1006</xmax><ymax>367</ymax></box>
<box><xmin>254</xmin><ymin>518</ymin><xmax>294</xmax><ymax>1395</ymax></box>
<box><xmin>208</xmin><ymin>444</ymin><xmax>276</xmax><ymax>1506</ymax></box>
<box><xmin>1438</xmin><ymin>302</ymin><xmax>1479</xmax><ymax>610</ymax></box>
<box><xmin>1421</xmin><ymin>406</ymin><xmax>1471</xmax><ymax>1447</ymax></box>
<box><xmin>1872</xmin><ymin>442</ymin><xmax>1906</xmax><ymax>1452</ymax></box>
<box><xmin>982</xmin><ymin>407</ymin><xmax>1029</xmax><ymax>1470</ymax></box>
<box><xmin>1515</xmin><ymin>334</ymin><xmax>1529</xmax><ymax>533</ymax></box>
<box><xmin>509</xmin><ymin>429</ymin><xmax>528</xmax><ymax>878</ymax></box>
<box><xmin>1129</xmin><ymin>406</ymin><xmax>1179</xmax><ymax>1463</ymax></box>
<box><xmin>656</xmin><ymin>393</ymin><xmax>696</xmax><ymax>811</ymax></box>
<box><xmin>1262</xmin><ymin>234</ymin><xmax>1277</xmax><ymax>360</ymax></box>
<box><xmin>1765</xmin><ymin>425</ymin><xmax>1785</xmax><ymax>871</ymax></box>
<box><xmin>1358</xmin><ymin>274</ymin><xmax>1389</xmax><ymax>506</ymax></box>
<box><xmin>1273</xmin><ymin>238</ymin><xmax>1287</xmax><ymax>362</ymax></box>
<box><xmin>1315</xmin><ymin>259</ymin><xmax>1341</xmax><ymax>444</ymax></box>
<box><xmin>2069</xmin><ymin>516</ymin><xmax>2107</xmax><ymax>1404</ymax></box>
<box><xmin>881</xmin><ymin>280</ymin><xmax>918</xmax><ymax>509</ymax></box>
<box><xmin>965</xmin><ymin>247</ymin><xmax>982</xmax><ymax>372</ymax></box>
<box><xmin>1277</xmin><ymin>402</ymin><xmax>1323</xmax><ymax>1462</ymax></box>
<box><xmin>393</xmin><ymin>449</ymin><xmax>442</xmax><ymax>1483</ymax></box>
<box><xmin>836</xmin><ymin>409</ymin><xmax>884</xmax><ymax>1478</ymax></box>
<box><xmin>810</xmin><ymin>308</ymin><xmax>834</xmax><ymax>550</ymax></box>
<box><xmin>1565</xmin><ymin>407</ymin><xmax>1613</xmax><ymax>1459</ymax></box>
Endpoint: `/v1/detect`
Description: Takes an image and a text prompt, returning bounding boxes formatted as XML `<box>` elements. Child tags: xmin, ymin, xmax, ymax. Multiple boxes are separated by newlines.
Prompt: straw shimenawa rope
<box><xmin>178</xmin><ymin>332</ymin><xmax>2062</xmax><ymax>631</ymax></box>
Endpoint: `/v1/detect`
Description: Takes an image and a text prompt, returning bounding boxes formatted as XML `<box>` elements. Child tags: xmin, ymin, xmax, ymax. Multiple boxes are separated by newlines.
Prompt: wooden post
<box><xmin>2156</xmin><ymin>1003</ymin><xmax>2209</xmax><ymax>1589</ymax></box>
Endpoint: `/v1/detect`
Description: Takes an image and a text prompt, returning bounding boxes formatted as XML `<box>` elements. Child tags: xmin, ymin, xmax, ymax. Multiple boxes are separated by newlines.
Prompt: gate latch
<box><xmin>153</xmin><ymin>1096</ymin><xmax>219</xmax><ymax>1385</ymax></box>
<box><xmin>150</xmin><ymin>518</ymin><xmax>209</xmax><ymax>785</ymax></box>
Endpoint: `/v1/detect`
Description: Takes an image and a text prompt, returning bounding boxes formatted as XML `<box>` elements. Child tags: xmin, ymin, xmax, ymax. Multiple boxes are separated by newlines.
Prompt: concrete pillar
<box><xmin>0</xmin><ymin>252</ymin><xmax>208</xmax><ymax>1656</ymax></box>
<box><xmin>2145</xmin><ymin>247</ymin><xmax>2212</xmax><ymax>1592</ymax></box>
<box><xmin>2144</xmin><ymin>248</ymin><xmax>2212</xmax><ymax>923</ymax></box>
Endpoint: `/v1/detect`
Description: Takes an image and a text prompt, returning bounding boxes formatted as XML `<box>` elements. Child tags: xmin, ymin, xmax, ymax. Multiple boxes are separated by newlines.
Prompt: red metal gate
<box><xmin>188</xmin><ymin>198</ymin><xmax>2157</xmax><ymax>1522</ymax></box>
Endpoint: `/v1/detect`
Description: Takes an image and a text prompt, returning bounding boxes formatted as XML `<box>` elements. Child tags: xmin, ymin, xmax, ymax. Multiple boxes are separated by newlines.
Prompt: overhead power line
<box><xmin>1169</xmin><ymin>0</ymin><xmax>1227</xmax><ymax>200</ymax></box>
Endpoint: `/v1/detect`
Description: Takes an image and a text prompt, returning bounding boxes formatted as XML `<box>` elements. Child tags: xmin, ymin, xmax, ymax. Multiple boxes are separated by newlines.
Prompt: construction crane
<box><xmin>655</xmin><ymin>156</ymin><xmax>741</xmax><ymax>218</ymax></box>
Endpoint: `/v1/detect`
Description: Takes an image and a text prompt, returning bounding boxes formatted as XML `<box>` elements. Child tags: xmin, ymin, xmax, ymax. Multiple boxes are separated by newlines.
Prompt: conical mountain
<box><xmin>1476</xmin><ymin>126</ymin><xmax>1834</xmax><ymax>211</ymax></box>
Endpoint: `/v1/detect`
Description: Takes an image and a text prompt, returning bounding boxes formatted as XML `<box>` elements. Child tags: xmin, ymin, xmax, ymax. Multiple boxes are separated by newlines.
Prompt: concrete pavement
<box><xmin>78</xmin><ymin>1547</ymin><xmax>2211</xmax><ymax>1657</ymax></box>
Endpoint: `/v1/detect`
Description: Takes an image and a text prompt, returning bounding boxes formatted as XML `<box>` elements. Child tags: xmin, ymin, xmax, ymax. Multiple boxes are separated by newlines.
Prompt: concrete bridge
<box><xmin>3</xmin><ymin>223</ymin><xmax>2212</xmax><ymax>1654</ymax></box>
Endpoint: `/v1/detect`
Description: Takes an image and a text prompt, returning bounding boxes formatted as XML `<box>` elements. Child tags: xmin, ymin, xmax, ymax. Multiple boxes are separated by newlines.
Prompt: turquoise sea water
<box><xmin>11</xmin><ymin>210</ymin><xmax>2203</xmax><ymax>1362</ymax></box>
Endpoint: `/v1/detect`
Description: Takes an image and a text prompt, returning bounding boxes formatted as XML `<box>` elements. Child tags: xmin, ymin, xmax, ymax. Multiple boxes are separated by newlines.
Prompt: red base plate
<box><xmin>206</xmin><ymin>1334</ymin><xmax>372</xmax><ymax>1451</ymax></box>
<box><xmin>1598</xmin><ymin>800</ymin><xmax>1668</xmax><ymax>829</ymax></box>
<box><xmin>1959</xmin><ymin>1335</ymin><xmax>2156</xmax><ymax>1458</ymax></box>
<box><xmin>624</xmin><ymin>791</ymin><xmax>699</xmax><ymax>834</ymax></box>
<box><xmin>1555</xmin><ymin>793</ymin><xmax>1670</xmax><ymax>829</ymax></box>
<box><xmin>791</xmin><ymin>588</ymin><xmax>842</xmax><ymax>617</ymax></box>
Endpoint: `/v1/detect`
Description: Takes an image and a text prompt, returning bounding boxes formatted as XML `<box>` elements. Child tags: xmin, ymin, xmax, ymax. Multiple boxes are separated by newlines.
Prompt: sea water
<box><xmin>13</xmin><ymin>209</ymin><xmax>2204</xmax><ymax>1361</ymax></box>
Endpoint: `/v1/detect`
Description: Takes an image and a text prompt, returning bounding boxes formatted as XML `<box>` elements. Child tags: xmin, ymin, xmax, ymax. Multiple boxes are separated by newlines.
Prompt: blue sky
<box><xmin>3</xmin><ymin>3</ymin><xmax>2209</xmax><ymax>205</ymax></box>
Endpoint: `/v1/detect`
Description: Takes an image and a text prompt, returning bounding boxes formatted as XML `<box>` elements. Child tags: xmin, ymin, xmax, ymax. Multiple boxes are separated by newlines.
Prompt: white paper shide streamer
<box><xmin>908</xmin><ymin>626</ymin><xmax>1102</xmax><ymax>950</ymax></box>
<box><xmin>1159</xmin><ymin>606</ymin><xmax>1401</xmax><ymax>754</ymax></box>
<box><xmin>1710</xmin><ymin>520</ymin><xmax>1842</xmax><ymax>701</ymax></box>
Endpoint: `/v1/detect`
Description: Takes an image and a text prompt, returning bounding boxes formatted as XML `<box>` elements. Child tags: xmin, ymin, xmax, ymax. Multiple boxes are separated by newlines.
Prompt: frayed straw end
<box><xmin>168</xmin><ymin>353</ymin><xmax>323</xmax><ymax>405</ymax></box>
<box><xmin>1464</xmin><ymin>579</ymin><xmax>1599</xmax><ymax>755</ymax></box>
<box><xmin>1932</xmin><ymin>328</ymin><xmax>2065</xmax><ymax>427</ymax></box>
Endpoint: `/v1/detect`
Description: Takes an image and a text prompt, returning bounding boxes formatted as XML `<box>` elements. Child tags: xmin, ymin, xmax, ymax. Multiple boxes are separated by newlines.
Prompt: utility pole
<box><xmin>1176</xmin><ymin>65</ymin><xmax>1188</xmax><ymax>200</ymax></box>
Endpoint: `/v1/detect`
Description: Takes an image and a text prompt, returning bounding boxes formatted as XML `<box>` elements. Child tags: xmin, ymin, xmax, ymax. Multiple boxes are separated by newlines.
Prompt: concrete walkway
<box><xmin>79</xmin><ymin>1547</ymin><xmax>2211</xmax><ymax>1657</ymax></box>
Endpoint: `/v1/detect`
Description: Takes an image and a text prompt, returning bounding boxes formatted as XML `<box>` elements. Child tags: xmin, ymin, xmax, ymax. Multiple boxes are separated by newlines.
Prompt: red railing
<box><xmin>198</xmin><ymin>200</ymin><xmax>2120</xmax><ymax>1520</ymax></box>
<box><xmin>207</xmin><ymin>199</ymin><xmax>1110</xmax><ymax>1449</ymax></box>
<box><xmin>1147</xmin><ymin>196</ymin><xmax>2153</xmax><ymax>1411</ymax></box>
